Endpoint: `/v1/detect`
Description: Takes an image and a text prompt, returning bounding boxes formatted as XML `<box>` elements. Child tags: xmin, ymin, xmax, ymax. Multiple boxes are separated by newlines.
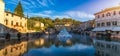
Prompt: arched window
<box><xmin>106</xmin><ymin>22</ymin><xmax>111</xmax><ymax>26</ymax></box>
<box><xmin>97</xmin><ymin>23</ymin><xmax>100</xmax><ymax>27</ymax></box>
<box><xmin>119</xmin><ymin>11</ymin><xmax>120</xmax><ymax>15</ymax></box>
<box><xmin>102</xmin><ymin>14</ymin><xmax>104</xmax><ymax>17</ymax></box>
<box><xmin>101</xmin><ymin>23</ymin><xmax>105</xmax><ymax>26</ymax></box>
<box><xmin>97</xmin><ymin>15</ymin><xmax>100</xmax><ymax>18</ymax></box>
<box><xmin>6</xmin><ymin>14</ymin><xmax>8</xmax><ymax>16</ymax></box>
<box><xmin>113</xmin><ymin>11</ymin><xmax>116</xmax><ymax>15</ymax></box>
<box><xmin>112</xmin><ymin>21</ymin><xmax>117</xmax><ymax>26</ymax></box>
<box><xmin>106</xmin><ymin>12</ymin><xmax>111</xmax><ymax>16</ymax></box>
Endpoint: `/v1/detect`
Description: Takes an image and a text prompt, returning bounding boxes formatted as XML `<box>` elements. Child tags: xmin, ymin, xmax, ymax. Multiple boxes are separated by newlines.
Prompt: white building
<box><xmin>93</xmin><ymin>6</ymin><xmax>120</xmax><ymax>56</ymax></box>
<box><xmin>93</xmin><ymin>6</ymin><xmax>120</xmax><ymax>32</ymax></box>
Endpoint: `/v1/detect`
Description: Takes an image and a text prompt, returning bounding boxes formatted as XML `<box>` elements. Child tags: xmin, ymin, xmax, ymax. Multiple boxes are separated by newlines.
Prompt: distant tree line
<box><xmin>27</xmin><ymin>17</ymin><xmax>81</xmax><ymax>31</ymax></box>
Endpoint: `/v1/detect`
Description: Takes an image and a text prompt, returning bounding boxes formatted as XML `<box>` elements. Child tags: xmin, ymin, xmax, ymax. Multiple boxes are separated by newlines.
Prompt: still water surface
<box><xmin>24</xmin><ymin>34</ymin><xmax>95</xmax><ymax>56</ymax></box>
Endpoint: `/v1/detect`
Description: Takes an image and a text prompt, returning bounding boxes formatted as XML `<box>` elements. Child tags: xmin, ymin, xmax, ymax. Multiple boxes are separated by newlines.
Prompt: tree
<box><xmin>14</xmin><ymin>1</ymin><xmax>24</xmax><ymax>17</ymax></box>
<box><xmin>44</xmin><ymin>17</ymin><xmax>54</xmax><ymax>27</ymax></box>
<box><xmin>55</xmin><ymin>18</ymin><xmax>61</xmax><ymax>22</ymax></box>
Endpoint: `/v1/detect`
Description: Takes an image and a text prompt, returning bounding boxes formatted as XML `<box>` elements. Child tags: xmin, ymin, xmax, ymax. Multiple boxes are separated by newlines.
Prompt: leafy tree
<box><xmin>55</xmin><ymin>18</ymin><xmax>61</xmax><ymax>22</ymax></box>
<box><xmin>27</xmin><ymin>16</ymin><xmax>81</xmax><ymax>31</ymax></box>
<box><xmin>14</xmin><ymin>1</ymin><xmax>24</xmax><ymax>17</ymax></box>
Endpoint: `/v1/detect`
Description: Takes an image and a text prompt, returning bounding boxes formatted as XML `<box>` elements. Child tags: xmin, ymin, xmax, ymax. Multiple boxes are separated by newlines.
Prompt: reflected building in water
<box><xmin>93</xmin><ymin>5</ymin><xmax>120</xmax><ymax>56</ymax></box>
<box><xmin>0</xmin><ymin>41</ymin><xmax>27</xmax><ymax>56</ymax></box>
<box><xmin>0</xmin><ymin>38</ymin><xmax>45</xmax><ymax>56</ymax></box>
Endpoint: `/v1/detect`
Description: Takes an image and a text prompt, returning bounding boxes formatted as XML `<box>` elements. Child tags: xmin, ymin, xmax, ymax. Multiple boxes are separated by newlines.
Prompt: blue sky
<box><xmin>3</xmin><ymin>0</ymin><xmax>120</xmax><ymax>21</ymax></box>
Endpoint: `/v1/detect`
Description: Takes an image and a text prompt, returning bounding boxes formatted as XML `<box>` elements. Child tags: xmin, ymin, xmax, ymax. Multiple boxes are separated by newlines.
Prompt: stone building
<box><xmin>79</xmin><ymin>20</ymin><xmax>95</xmax><ymax>31</ymax></box>
<box><xmin>0</xmin><ymin>0</ymin><xmax>27</xmax><ymax>33</ymax></box>
<box><xmin>34</xmin><ymin>21</ymin><xmax>45</xmax><ymax>30</ymax></box>
<box><xmin>54</xmin><ymin>23</ymin><xmax>73</xmax><ymax>31</ymax></box>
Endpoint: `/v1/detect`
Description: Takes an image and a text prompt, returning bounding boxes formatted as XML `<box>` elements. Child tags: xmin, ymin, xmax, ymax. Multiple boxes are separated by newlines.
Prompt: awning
<box><xmin>112</xmin><ymin>27</ymin><xmax>120</xmax><ymax>31</ymax></box>
<box><xmin>92</xmin><ymin>27</ymin><xmax>106</xmax><ymax>31</ymax></box>
<box><xmin>92</xmin><ymin>27</ymin><xmax>117</xmax><ymax>31</ymax></box>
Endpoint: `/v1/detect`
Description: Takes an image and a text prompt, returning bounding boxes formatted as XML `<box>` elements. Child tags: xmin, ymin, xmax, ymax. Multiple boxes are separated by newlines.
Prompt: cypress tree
<box><xmin>14</xmin><ymin>1</ymin><xmax>24</xmax><ymax>17</ymax></box>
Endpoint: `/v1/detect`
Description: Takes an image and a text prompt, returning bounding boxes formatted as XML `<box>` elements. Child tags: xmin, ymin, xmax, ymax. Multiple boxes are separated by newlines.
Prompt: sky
<box><xmin>3</xmin><ymin>0</ymin><xmax>120</xmax><ymax>22</ymax></box>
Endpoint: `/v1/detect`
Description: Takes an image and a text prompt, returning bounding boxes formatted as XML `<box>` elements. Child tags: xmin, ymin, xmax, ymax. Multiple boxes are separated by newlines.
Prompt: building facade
<box><xmin>54</xmin><ymin>23</ymin><xmax>73</xmax><ymax>31</ymax></box>
<box><xmin>93</xmin><ymin>6</ymin><xmax>120</xmax><ymax>56</ymax></box>
<box><xmin>79</xmin><ymin>20</ymin><xmax>95</xmax><ymax>31</ymax></box>
<box><xmin>34</xmin><ymin>21</ymin><xmax>45</xmax><ymax>30</ymax></box>
<box><xmin>0</xmin><ymin>0</ymin><xmax>27</xmax><ymax>33</ymax></box>
<box><xmin>93</xmin><ymin>6</ymin><xmax>120</xmax><ymax>34</ymax></box>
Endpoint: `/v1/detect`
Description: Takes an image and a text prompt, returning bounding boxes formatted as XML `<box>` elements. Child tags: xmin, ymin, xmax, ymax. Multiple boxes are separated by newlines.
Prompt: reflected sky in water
<box><xmin>24</xmin><ymin>44</ymin><xmax>95</xmax><ymax>56</ymax></box>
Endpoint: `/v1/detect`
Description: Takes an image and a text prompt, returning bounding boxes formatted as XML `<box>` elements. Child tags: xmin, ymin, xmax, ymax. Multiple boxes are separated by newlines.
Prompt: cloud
<box><xmin>22</xmin><ymin>1</ymin><xmax>31</xmax><ymax>6</ymax></box>
<box><xmin>28</xmin><ymin>0</ymin><xmax>38</xmax><ymax>8</ymax></box>
<box><xmin>27</xmin><ymin>10</ymin><xmax>95</xmax><ymax>22</ymax></box>
<box><xmin>28</xmin><ymin>12</ymin><xmax>51</xmax><ymax>17</ymax></box>
<box><xmin>26</xmin><ymin>10</ymin><xmax>54</xmax><ymax>17</ymax></box>
<box><xmin>37</xmin><ymin>0</ymin><xmax>48</xmax><ymax>7</ymax></box>
<box><xmin>51</xmin><ymin>11</ymin><xmax>95</xmax><ymax>21</ymax></box>
<box><xmin>66</xmin><ymin>11</ymin><xmax>95</xmax><ymax>19</ymax></box>
<box><xmin>5</xmin><ymin>0</ymin><xmax>41</xmax><ymax>8</ymax></box>
<box><xmin>48</xmin><ymin>0</ymin><xmax>55</xmax><ymax>6</ymax></box>
<box><xmin>53</xmin><ymin>15</ymin><xmax>70</xmax><ymax>19</ymax></box>
<box><xmin>43</xmin><ymin>10</ymin><xmax>53</xmax><ymax>14</ymax></box>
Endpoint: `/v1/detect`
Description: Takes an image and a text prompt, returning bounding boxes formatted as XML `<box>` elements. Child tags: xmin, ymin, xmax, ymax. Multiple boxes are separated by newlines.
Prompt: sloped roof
<box><xmin>95</xmin><ymin>6</ymin><xmax>120</xmax><ymax>15</ymax></box>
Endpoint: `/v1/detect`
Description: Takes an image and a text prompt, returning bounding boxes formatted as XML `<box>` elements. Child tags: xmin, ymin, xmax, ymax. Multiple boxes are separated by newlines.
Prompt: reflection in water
<box><xmin>24</xmin><ymin>44</ymin><xmax>95</xmax><ymax>56</ymax></box>
<box><xmin>0</xmin><ymin>33</ymin><xmax>95</xmax><ymax>56</ymax></box>
<box><xmin>57</xmin><ymin>28</ymin><xmax>72</xmax><ymax>42</ymax></box>
<box><xmin>0</xmin><ymin>41</ymin><xmax>27</xmax><ymax>56</ymax></box>
<box><xmin>24</xmin><ymin>34</ymin><xmax>95</xmax><ymax>56</ymax></box>
<box><xmin>34</xmin><ymin>38</ymin><xmax>45</xmax><ymax>46</ymax></box>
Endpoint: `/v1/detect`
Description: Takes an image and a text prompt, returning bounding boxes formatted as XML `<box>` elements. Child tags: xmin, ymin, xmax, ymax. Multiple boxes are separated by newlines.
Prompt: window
<box><xmin>102</xmin><ymin>14</ymin><xmax>104</xmax><ymax>17</ymax></box>
<box><xmin>112</xmin><ymin>45</ymin><xmax>117</xmax><ymax>51</ymax></box>
<box><xmin>106</xmin><ymin>44</ymin><xmax>111</xmax><ymax>48</ymax></box>
<box><xmin>5</xmin><ymin>19</ymin><xmax>8</xmax><ymax>25</ymax></box>
<box><xmin>12</xmin><ymin>14</ymin><xmax>14</xmax><ymax>17</ymax></box>
<box><xmin>97</xmin><ymin>51</ymin><xmax>100</xmax><ymax>54</ymax></box>
<box><xmin>11</xmin><ymin>48</ymin><xmax>13</xmax><ymax>52</ymax></box>
<box><xmin>11</xmin><ymin>21</ymin><xmax>13</xmax><ymax>26</ymax></box>
<box><xmin>119</xmin><ymin>11</ymin><xmax>120</xmax><ymax>14</ymax></box>
<box><xmin>16</xmin><ymin>22</ymin><xmax>18</xmax><ymax>26</ymax></box>
<box><xmin>106</xmin><ymin>22</ymin><xmax>111</xmax><ymax>26</ymax></box>
<box><xmin>106</xmin><ymin>12</ymin><xmax>111</xmax><ymax>16</ymax></box>
<box><xmin>112</xmin><ymin>21</ymin><xmax>117</xmax><ymax>26</ymax></box>
<box><xmin>101</xmin><ymin>23</ymin><xmax>105</xmax><ymax>26</ymax></box>
<box><xmin>6</xmin><ymin>13</ymin><xmax>8</xmax><ymax>16</ymax></box>
<box><xmin>25</xmin><ymin>23</ymin><xmax>27</xmax><ymax>27</ymax></box>
<box><xmin>20</xmin><ymin>17</ymin><xmax>22</xmax><ymax>19</ymax></box>
<box><xmin>20</xmin><ymin>22</ymin><xmax>22</xmax><ymax>26</ymax></box>
<box><xmin>97</xmin><ymin>15</ymin><xmax>100</xmax><ymax>18</ymax></box>
<box><xmin>97</xmin><ymin>23</ymin><xmax>100</xmax><ymax>27</ymax></box>
<box><xmin>113</xmin><ymin>11</ymin><xmax>116</xmax><ymax>15</ymax></box>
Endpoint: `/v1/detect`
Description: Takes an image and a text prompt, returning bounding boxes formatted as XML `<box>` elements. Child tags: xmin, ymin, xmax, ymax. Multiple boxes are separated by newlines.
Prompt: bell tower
<box><xmin>0</xmin><ymin>0</ymin><xmax>5</xmax><ymax>24</ymax></box>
